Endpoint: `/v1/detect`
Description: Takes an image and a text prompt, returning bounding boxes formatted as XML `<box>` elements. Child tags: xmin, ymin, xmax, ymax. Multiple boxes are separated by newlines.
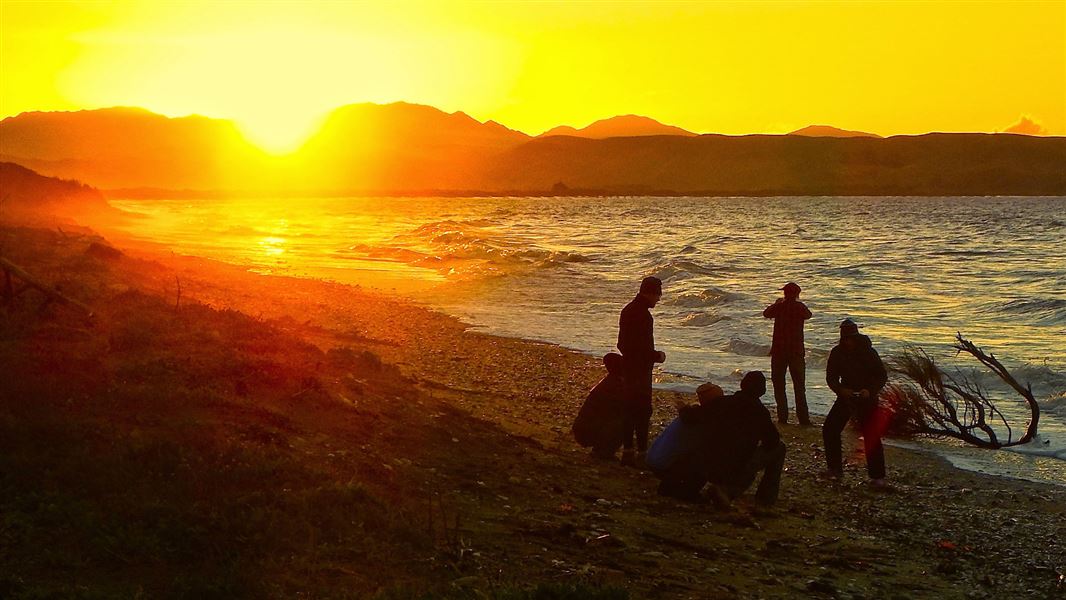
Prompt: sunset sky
<box><xmin>2</xmin><ymin>0</ymin><xmax>1063</xmax><ymax>152</ymax></box>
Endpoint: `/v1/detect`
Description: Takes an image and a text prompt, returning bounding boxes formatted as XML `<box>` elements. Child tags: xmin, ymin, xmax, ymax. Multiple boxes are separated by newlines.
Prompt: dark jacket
<box><xmin>617</xmin><ymin>295</ymin><xmax>659</xmax><ymax>369</ymax></box>
<box><xmin>698</xmin><ymin>391</ymin><xmax>781</xmax><ymax>481</ymax></box>
<box><xmin>572</xmin><ymin>356</ymin><xmax>626</xmax><ymax>446</ymax></box>
<box><xmin>763</xmin><ymin>299</ymin><xmax>812</xmax><ymax>356</ymax></box>
<box><xmin>825</xmin><ymin>334</ymin><xmax>888</xmax><ymax>398</ymax></box>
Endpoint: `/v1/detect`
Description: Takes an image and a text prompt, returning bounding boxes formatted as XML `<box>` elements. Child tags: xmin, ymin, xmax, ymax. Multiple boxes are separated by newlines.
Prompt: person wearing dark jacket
<box><xmin>654</xmin><ymin>372</ymin><xmax>786</xmax><ymax>506</ymax></box>
<box><xmin>572</xmin><ymin>353</ymin><xmax>627</xmax><ymax>459</ymax></box>
<box><xmin>643</xmin><ymin>385</ymin><xmax>729</xmax><ymax>483</ymax></box>
<box><xmin>823</xmin><ymin>319</ymin><xmax>890</xmax><ymax>487</ymax></box>
<box><xmin>616</xmin><ymin>276</ymin><xmax>667</xmax><ymax>466</ymax></box>
<box><xmin>763</xmin><ymin>282</ymin><xmax>812</xmax><ymax>425</ymax></box>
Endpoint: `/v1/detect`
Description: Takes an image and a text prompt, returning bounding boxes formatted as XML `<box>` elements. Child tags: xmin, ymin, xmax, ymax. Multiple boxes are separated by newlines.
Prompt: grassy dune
<box><xmin>1</xmin><ymin>224</ymin><xmax>1063</xmax><ymax>599</ymax></box>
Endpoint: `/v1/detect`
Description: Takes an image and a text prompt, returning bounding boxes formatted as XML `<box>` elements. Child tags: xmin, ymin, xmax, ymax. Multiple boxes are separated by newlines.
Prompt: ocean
<box><xmin>109</xmin><ymin>195</ymin><xmax>1066</xmax><ymax>485</ymax></box>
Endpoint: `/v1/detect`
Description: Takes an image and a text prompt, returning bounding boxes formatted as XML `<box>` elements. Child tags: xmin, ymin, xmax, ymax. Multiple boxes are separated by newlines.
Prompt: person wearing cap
<box><xmin>823</xmin><ymin>319</ymin><xmax>890</xmax><ymax>487</ymax></box>
<box><xmin>652</xmin><ymin>373</ymin><xmax>785</xmax><ymax>506</ymax></box>
<box><xmin>763</xmin><ymin>282</ymin><xmax>813</xmax><ymax>425</ymax></box>
<box><xmin>572</xmin><ymin>352</ymin><xmax>627</xmax><ymax>459</ymax></box>
<box><xmin>616</xmin><ymin>276</ymin><xmax>667</xmax><ymax>467</ymax></box>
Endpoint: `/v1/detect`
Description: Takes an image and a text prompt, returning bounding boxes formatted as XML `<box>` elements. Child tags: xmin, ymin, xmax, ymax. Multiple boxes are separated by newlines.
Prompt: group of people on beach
<box><xmin>572</xmin><ymin>276</ymin><xmax>890</xmax><ymax>507</ymax></box>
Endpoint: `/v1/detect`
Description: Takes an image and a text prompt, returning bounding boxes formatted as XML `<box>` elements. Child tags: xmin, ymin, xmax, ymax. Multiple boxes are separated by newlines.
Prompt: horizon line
<box><xmin>2</xmin><ymin>101</ymin><xmax>1059</xmax><ymax>140</ymax></box>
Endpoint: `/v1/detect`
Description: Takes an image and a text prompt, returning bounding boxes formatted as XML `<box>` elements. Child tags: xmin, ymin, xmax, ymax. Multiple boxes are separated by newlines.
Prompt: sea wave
<box><xmin>645</xmin><ymin>261</ymin><xmax>707</xmax><ymax>281</ymax></box>
<box><xmin>664</xmin><ymin>287</ymin><xmax>743</xmax><ymax>308</ymax></box>
<box><xmin>805</xmin><ymin>347</ymin><xmax>831</xmax><ymax>368</ymax></box>
<box><xmin>996</xmin><ymin>298</ymin><xmax>1066</xmax><ymax>324</ymax></box>
<box><xmin>937</xmin><ymin>363</ymin><xmax>1066</xmax><ymax>399</ymax></box>
<box><xmin>679</xmin><ymin>312</ymin><xmax>728</xmax><ymax>327</ymax></box>
<box><xmin>1042</xmin><ymin>392</ymin><xmax>1066</xmax><ymax>419</ymax></box>
<box><xmin>870</xmin><ymin>296</ymin><xmax>912</xmax><ymax>305</ymax></box>
<box><xmin>345</xmin><ymin>220</ymin><xmax>593</xmax><ymax>278</ymax></box>
<box><xmin>722</xmin><ymin>338</ymin><xmax>771</xmax><ymax>357</ymax></box>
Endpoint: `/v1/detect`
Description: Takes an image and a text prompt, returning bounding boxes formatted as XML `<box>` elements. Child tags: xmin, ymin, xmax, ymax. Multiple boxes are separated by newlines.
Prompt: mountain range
<box><xmin>1</xmin><ymin>103</ymin><xmax>1063</xmax><ymax>195</ymax></box>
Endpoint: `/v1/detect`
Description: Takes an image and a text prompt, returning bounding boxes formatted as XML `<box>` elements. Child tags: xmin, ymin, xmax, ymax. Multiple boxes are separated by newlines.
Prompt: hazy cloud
<box><xmin>1002</xmin><ymin>115</ymin><xmax>1048</xmax><ymax>135</ymax></box>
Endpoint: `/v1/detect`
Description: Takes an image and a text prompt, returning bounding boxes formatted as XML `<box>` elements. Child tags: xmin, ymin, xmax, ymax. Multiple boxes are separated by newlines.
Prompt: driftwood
<box><xmin>0</xmin><ymin>256</ymin><xmax>94</xmax><ymax>318</ymax></box>
<box><xmin>884</xmin><ymin>333</ymin><xmax>1039</xmax><ymax>448</ymax></box>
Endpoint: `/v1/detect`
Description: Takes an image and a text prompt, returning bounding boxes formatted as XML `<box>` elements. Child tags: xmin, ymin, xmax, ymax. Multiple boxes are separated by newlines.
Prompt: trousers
<box><xmin>770</xmin><ymin>353</ymin><xmax>808</xmax><ymax>423</ymax></box>
<box><xmin>823</xmin><ymin>396</ymin><xmax>886</xmax><ymax>479</ymax></box>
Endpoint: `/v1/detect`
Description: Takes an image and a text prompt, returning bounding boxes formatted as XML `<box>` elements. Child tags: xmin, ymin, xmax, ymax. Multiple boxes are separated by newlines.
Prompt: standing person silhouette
<box><xmin>823</xmin><ymin>319</ymin><xmax>890</xmax><ymax>488</ymax></box>
<box><xmin>617</xmin><ymin>276</ymin><xmax>667</xmax><ymax>467</ymax></box>
<box><xmin>763</xmin><ymin>282</ymin><xmax>812</xmax><ymax>425</ymax></box>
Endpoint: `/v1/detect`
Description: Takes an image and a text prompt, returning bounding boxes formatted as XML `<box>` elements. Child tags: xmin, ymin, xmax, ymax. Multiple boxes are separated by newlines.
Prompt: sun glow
<box><xmin>1</xmin><ymin>0</ymin><xmax>1063</xmax><ymax>140</ymax></box>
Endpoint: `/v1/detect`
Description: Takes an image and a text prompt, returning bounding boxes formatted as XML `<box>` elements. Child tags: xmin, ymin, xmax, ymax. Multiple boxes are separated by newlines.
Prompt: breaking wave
<box><xmin>646</xmin><ymin>259</ymin><xmax>725</xmax><ymax>281</ymax></box>
<box><xmin>679</xmin><ymin>312</ymin><xmax>728</xmax><ymax>327</ymax></box>
<box><xmin>344</xmin><ymin>219</ymin><xmax>593</xmax><ymax>278</ymax></box>
<box><xmin>665</xmin><ymin>287</ymin><xmax>743</xmax><ymax>308</ymax></box>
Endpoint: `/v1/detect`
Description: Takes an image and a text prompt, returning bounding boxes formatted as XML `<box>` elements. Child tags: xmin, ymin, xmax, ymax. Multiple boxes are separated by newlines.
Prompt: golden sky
<box><xmin>2</xmin><ymin>0</ymin><xmax>1064</xmax><ymax>152</ymax></box>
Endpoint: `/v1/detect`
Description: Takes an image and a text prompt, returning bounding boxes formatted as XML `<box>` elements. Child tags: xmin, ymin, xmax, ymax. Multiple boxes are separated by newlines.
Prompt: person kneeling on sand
<box><xmin>650</xmin><ymin>372</ymin><xmax>786</xmax><ymax>507</ymax></box>
<box><xmin>572</xmin><ymin>352</ymin><xmax>628</xmax><ymax>459</ymax></box>
<box><xmin>646</xmin><ymin>382</ymin><xmax>725</xmax><ymax>499</ymax></box>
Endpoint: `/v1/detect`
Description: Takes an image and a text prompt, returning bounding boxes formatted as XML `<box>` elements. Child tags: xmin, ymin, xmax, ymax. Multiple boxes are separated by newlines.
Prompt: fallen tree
<box><xmin>0</xmin><ymin>255</ymin><xmax>94</xmax><ymax>318</ymax></box>
<box><xmin>883</xmin><ymin>333</ymin><xmax>1040</xmax><ymax>448</ymax></box>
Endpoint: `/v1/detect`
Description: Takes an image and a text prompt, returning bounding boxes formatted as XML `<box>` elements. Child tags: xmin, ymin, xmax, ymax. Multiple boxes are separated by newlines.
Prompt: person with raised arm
<box><xmin>763</xmin><ymin>282</ymin><xmax>813</xmax><ymax>425</ymax></box>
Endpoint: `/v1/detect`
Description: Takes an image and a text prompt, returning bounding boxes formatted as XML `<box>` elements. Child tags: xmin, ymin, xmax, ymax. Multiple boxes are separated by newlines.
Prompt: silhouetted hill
<box><xmin>788</xmin><ymin>125</ymin><xmax>881</xmax><ymax>138</ymax></box>
<box><xmin>478</xmin><ymin>133</ymin><xmax>1066</xmax><ymax>195</ymax></box>
<box><xmin>0</xmin><ymin>108</ymin><xmax>265</xmax><ymax>190</ymax></box>
<box><xmin>295</xmin><ymin>102</ymin><xmax>530</xmax><ymax>191</ymax></box>
<box><xmin>0</xmin><ymin>103</ymin><xmax>530</xmax><ymax>193</ymax></box>
<box><xmin>539</xmin><ymin>115</ymin><xmax>696</xmax><ymax>138</ymax></box>
<box><xmin>3</xmin><ymin>105</ymin><xmax>1064</xmax><ymax>195</ymax></box>
<box><xmin>0</xmin><ymin>162</ymin><xmax>115</xmax><ymax>219</ymax></box>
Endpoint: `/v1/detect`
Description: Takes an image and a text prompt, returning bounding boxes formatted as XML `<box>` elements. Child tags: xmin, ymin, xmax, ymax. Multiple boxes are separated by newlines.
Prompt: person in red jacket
<box><xmin>616</xmin><ymin>276</ymin><xmax>667</xmax><ymax>467</ymax></box>
<box><xmin>763</xmin><ymin>282</ymin><xmax>812</xmax><ymax>425</ymax></box>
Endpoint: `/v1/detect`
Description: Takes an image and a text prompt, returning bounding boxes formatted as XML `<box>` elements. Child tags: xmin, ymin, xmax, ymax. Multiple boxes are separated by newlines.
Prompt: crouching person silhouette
<box><xmin>572</xmin><ymin>352</ymin><xmax>627</xmax><ymax>460</ymax></box>
<box><xmin>650</xmin><ymin>372</ymin><xmax>786</xmax><ymax>507</ymax></box>
<box><xmin>647</xmin><ymin>382</ymin><xmax>725</xmax><ymax>502</ymax></box>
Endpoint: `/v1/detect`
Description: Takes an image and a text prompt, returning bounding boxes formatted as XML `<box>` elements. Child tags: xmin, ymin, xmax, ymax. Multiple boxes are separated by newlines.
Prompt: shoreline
<box><xmin>3</xmin><ymin>219</ymin><xmax>1064</xmax><ymax>598</ymax></box>
<box><xmin>101</xmin><ymin>220</ymin><xmax>1066</xmax><ymax>489</ymax></box>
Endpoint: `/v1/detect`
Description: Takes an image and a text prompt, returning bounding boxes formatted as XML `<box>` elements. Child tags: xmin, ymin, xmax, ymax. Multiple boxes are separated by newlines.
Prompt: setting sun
<box><xmin>2</xmin><ymin>0</ymin><xmax>1062</xmax><ymax>145</ymax></box>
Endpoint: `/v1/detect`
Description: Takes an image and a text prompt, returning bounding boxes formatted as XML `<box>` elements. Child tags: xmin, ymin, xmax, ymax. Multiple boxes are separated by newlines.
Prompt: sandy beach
<box><xmin>1</xmin><ymin>221</ymin><xmax>1064</xmax><ymax>599</ymax></box>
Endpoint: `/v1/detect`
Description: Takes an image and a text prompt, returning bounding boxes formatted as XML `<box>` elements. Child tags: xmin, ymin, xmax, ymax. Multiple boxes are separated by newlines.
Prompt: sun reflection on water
<box><xmin>259</xmin><ymin>236</ymin><xmax>287</xmax><ymax>257</ymax></box>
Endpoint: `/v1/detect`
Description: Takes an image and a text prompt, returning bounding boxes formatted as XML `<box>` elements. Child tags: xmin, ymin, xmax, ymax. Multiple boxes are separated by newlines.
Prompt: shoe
<box><xmin>620</xmin><ymin>450</ymin><xmax>636</xmax><ymax>467</ymax></box>
<box><xmin>798</xmin><ymin>418</ymin><xmax>813</xmax><ymax>427</ymax></box>
<box><xmin>870</xmin><ymin>478</ymin><xmax>891</xmax><ymax>491</ymax></box>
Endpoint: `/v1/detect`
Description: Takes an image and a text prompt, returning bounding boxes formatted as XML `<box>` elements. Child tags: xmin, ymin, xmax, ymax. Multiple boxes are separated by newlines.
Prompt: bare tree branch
<box><xmin>884</xmin><ymin>334</ymin><xmax>1040</xmax><ymax>448</ymax></box>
